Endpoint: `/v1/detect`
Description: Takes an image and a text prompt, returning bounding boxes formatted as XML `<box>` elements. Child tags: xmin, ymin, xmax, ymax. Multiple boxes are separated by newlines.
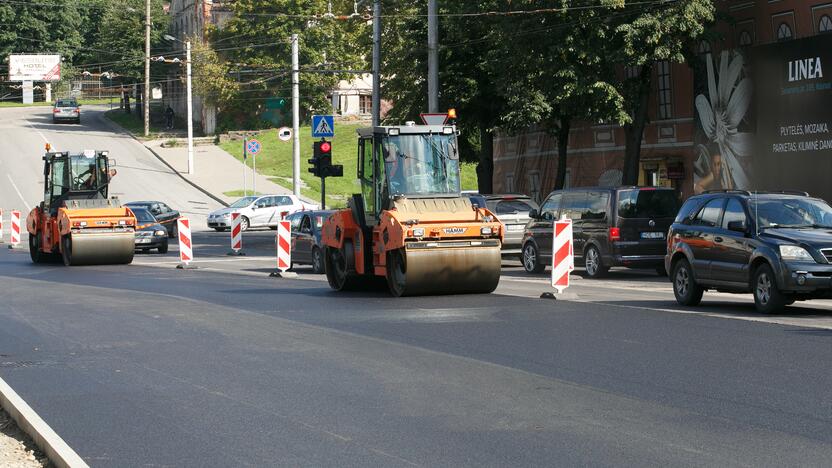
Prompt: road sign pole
<box><xmin>243</xmin><ymin>138</ymin><xmax>247</xmax><ymax>197</ymax></box>
<box><xmin>291</xmin><ymin>34</ymin><xmax>301</xmax><ymax>197</ymax></box>
<box><xmin>372</xmin><ymin>0</ymin><xmax>381</xmax><ymax>127</ymax></box>
<box><xmin>253</xmin><ymin>152</ymin><xmax>257</xmax><ymax>194</ymax></box>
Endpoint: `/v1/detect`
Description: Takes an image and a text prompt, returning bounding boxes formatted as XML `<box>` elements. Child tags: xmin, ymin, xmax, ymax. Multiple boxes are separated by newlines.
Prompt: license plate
<box><xmin>640</xmin><ymin>232</ymin><xmax>664</xmax><ymax>239</ymax></box>
<box><xmin>507</xmin><ymin>224</ymin><xmax>525</xmax><ymax>232</ymax></box>
<box><xmin>136</xmin><ymin>238</ymin><xmax>151</xmax><ymax>244</ymax></box>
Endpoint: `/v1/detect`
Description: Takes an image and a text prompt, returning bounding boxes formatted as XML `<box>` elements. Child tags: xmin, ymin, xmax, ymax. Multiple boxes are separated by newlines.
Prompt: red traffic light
<box><xmin>320</xmin><ymin>142</ymin><xmax>331</xmax><ymax>153</ymax></box>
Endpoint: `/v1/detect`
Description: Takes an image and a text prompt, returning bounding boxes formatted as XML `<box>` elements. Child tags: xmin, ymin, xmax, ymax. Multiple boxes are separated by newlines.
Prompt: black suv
<box><xmin>666</xmin><ymin>191</ymin><xmax>832</xmax><ymax>313</ymax></box>
<box><xmin>522</xmin><ymin>186</ymin><xmax>679</xmax><ymax>277</ymax></box>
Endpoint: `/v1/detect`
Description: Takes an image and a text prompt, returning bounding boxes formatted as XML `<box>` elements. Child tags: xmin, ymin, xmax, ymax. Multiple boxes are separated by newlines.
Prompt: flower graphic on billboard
<box><xmin>694</xmin><ymin>50</ymin><xmax>752</xmax><ymax>192</ymax></box>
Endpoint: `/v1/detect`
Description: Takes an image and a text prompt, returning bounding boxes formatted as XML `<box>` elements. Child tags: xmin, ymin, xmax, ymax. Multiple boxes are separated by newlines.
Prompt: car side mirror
<box><xmin>727</xmin><ymin>220</ymin><xmax>747</xmax><ymax>233</ymax></box>
<box><xmin>528</xmin><ymin>208</ymin><xmax>539</xmax><ymax>220</ymax></box>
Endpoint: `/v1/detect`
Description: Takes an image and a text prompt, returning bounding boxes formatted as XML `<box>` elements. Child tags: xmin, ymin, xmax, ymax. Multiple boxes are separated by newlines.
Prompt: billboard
<box><xmin>750</xmin><ymin>35</ymin><xmax>832</xmax><ymax>202</ymax></box>
<box><xmin>693</xmin><ymin>35</ymin><xmax>832</xmax><ymax>202</ymax></box>
<box><xmin>8</xmin><ymin>54</ymin><xmax>61</xmax><ymax>81</ymax></box>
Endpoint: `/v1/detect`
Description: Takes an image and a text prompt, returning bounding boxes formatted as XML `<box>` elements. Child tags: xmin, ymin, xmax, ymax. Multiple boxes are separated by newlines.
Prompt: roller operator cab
<box><xmin>321</xmin><ymin>123</ymin><xmax>504</xmax><ymax>296</ymax></box>
<box><xmin>26</xmin><ymin>150</ymin><xmax>136</xmax><ymax>266</ymax></box>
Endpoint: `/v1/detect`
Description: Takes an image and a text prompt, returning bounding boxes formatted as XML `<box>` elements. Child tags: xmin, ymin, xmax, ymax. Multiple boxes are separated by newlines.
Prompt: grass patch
<box><xmin>104</xmin><ymin>109</ymin><xmax>166</xmax><ymax>140</ymax></box>
<box><xmin>223</xmin><ymin>190</ymin><xmax>264</xmax><ymax>197</ymax></box>
<box><xmin>219</xmin><ymin>123</ymin><xmax>480</xmax><ymax>208</ymax></box>
<box><xmin>0</xmin><ymin>97</ymin><xmax>119</xmax><ymax>108</ymax></box>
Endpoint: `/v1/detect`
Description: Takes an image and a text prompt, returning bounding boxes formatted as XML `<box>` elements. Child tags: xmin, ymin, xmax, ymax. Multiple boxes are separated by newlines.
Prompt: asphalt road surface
<box><xmin>0</xmin><ymin>105</ymin><xmax>221</xmax><ymax>226</ymax></box>
<box><xmin>2</xmin><ymin>106</ymin><xmax>832</xmax><ymax>466</ymax></box>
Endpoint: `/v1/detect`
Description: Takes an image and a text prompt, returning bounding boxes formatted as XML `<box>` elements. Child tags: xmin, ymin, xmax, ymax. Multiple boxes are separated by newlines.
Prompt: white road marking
<box><xmin>22</xmin><ymin>116</ymin><xmax>50</xmax><ymax>145</ymax></box>
<box><xmin>6</xmin><ymin>173</ymin><xmax>31</xmax><ymax>211</ymax></box>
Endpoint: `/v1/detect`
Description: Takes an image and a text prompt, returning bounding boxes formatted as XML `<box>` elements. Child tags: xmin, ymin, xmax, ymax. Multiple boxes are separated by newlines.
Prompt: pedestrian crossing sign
<box><xmin>311</xmin><ymin>115</ymin><xmax>335</xmax><ymax>138</ymax></box>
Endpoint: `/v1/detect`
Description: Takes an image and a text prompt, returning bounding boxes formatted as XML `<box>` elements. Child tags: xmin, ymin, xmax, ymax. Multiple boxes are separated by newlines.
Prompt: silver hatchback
<box><xmin>53</xmin><ymin>99</ymin><xmax>81</xmax><ymax>124</ymax></box>
<box><xmin>485</xmin><ymin>194</ymin><xmax>538</xmax><ymax>257</ymax></box>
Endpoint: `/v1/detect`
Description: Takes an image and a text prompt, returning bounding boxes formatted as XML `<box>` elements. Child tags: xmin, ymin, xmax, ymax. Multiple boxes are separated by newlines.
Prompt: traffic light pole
<box><xmin>321</xmin><ymin>177</ymin><xmax>326</xmax><ymax>210</ymax></box>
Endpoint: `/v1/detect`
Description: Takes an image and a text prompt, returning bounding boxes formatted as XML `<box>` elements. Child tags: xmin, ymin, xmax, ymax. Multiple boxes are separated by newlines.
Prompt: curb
<box><xmin>0</xmin><ymin>376</ymin><xmax>89</xmax><ymax>468</ymax></box>
<box><xmin>100</xmin><ymin>110</ymin><xmax>229</xmax><ymax>208</ymax></box>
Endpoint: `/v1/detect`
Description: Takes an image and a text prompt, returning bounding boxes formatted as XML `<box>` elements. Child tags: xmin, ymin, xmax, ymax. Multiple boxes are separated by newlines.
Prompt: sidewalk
<box><xmin>143</xmin><ymin>139</ymin><xmax>312</xmax><ymax>205</ymax></box>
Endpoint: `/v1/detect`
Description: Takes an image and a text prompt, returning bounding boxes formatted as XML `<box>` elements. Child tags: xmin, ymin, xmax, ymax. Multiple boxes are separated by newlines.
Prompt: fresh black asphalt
<box><xmin>1</xmin><ymin>248</ymin><xmax>831</xmax><ymax>466</ymax></box>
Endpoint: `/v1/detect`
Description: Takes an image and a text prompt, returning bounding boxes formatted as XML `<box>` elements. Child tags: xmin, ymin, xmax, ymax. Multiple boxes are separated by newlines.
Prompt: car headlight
<box><xmin>412</xmin><ymin>228</ymin><xmax>425</xmax><ymax>237</ymax></box>
<box><xmin>779</xmin><ymin>245</ymin><xmax>815</xmax><ymax>262</ymax></box>
<box><xmin>481</xmin><ymin>227</ymin><xmax>493</xmax><ymax>235</ymax></box>
<box><xmin>155</xmin><ymin>230</ymin><xmax>167</xmax><ymax>236</ymax></box>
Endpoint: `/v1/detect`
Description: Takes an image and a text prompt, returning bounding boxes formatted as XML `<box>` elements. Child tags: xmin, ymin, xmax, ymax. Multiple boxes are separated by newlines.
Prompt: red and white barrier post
<box><xmin>227</xmin><ymin>212</ymin><xmax>245</xmax><ymax>256</ymax></box>
<box><xmin>175</xmin><ymin>217</ymin><xmax>197</xmax><ymax>269</ymax></box>
<box><xmin>9</xmin><ymin>210</ymin><xmax>21</xmax><ymax>248</ymax></box>
<box><xmin>270</xmin><ymin>220</ymin><xmax>296</xmax><ymax>278</ymax></box>
<box><xmin>551</xmin><ymin>218</ymin><xmax>573</xmax><ymax>294</ymax></box>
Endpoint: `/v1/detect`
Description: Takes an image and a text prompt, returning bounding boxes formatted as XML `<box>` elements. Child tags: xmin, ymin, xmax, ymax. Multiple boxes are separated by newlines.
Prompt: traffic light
<box><xmin>315</xmin><ymin>140</ymin><xmax>332</xmax><ymax>170</ymax></box>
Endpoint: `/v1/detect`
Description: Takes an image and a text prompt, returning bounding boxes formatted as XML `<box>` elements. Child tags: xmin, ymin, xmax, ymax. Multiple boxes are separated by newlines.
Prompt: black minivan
<box><xmin>521</xmin><ymin>186</ymin><xmax>679</xmax><ymax>277</ymax></box>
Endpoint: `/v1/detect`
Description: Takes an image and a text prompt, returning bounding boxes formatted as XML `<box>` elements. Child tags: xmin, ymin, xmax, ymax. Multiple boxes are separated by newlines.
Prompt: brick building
<box><xmin>493</xmin><ymin>1</ymin><xmax>832</xmax><ymax>204</ymax></box>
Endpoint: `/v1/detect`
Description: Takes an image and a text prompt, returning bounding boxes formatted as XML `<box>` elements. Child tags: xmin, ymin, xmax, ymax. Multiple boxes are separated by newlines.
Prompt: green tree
<box><xmin>497</xmin><ymin>0</ymin><xmax>628</xmax><ymax>192</ymax></box>
<box><xmin>0</xmin><ymin>1</ymin><xmax>83</xmax><ymax>60</ymax></box>
<box><xmin>382</xmin><ymin>0</ymin><xmax>508</xmax><ymax>193</ymax></box>
<box><xmin>613</xmin><ymin>0</ymin><xmax>714</xmax><ymax>185</ymax></box>
<box><xmin>211</xmin><ymin>0</ymin><xmax>369</xmax><ymax>127</ymax></box>
<box><xmin>92</xmin><ymin>0</ymin><xmax>170</xmax><ymax>81</ymax></box>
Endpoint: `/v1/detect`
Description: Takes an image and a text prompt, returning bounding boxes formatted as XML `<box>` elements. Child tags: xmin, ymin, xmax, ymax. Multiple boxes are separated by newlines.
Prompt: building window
<box><xmin>738</xmin><ymin>30</ymin><xmax>753</xmax><ymax>46</ymax></box>
<box><xmin>657</xmin><ymin>61</ymin><xmax>672</xmax><ymax>120</ymax></box>
<box><xmin>697</xmin><ymin>40</ymin><xmax>711</xmax><ymax>55</ymax></box>
<box><xmin>359</xmin><ymin>95</ymin><xmax>371</xmax><ymax>114</ymax></box>
<box><xmin>820</xmin><ymin>15</ymin><xmax>832</xmax><ymax>33</ymax></box>
<box><xmin>776</xmin><ymin>22</ymin><xmax>793</xmax><ymax>41</ymax></box>
<box><xmin>505</xmin><ymin>173</ymin><xmax>515</xmax><ymax>193</ymax></box>
<box><xmin>527</xmin><ymin>172</ymin><xmax>541</xmax><ymax>203</ymax></box>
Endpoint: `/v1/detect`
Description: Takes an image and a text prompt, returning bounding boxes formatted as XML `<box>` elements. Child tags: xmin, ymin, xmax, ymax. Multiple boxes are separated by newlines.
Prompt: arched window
<box><xmin>738</xmin><ymin>30</ymin><xmax>752</xmax><ymax>47</ymax></box>
<box><xmin>698</xmin><ymin>40</ymin><xmax>711</xmax><ymax>55</ymax></box>
<box><xmin>820</xmin><ymin>15</ymin><xmax>832</xmax><ymax>33</ymax></box>
<box><xmin>776</xmin><ymin>22</ymin><xmax>793</xmax><ymax>41</ymax></box>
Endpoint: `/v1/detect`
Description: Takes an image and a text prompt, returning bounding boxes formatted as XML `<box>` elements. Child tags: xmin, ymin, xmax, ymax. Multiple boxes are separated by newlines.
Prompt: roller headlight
<box><xmin>779</xmin><ymin>245</ymin><xmax>815</xmax><ymax>262</ymax></box>
<box><xmin>412</xmin><ymin>228</ymin><xmax>425</xmax><ymax>237</ymax></box>
<box><xmin>481</xmin><ymin>227</ymin><xmax>493</xmax><ymax>235</ymax></box>
<box><xmin>155</xmin><ymin>230</ymin><xmax>167</xmax><ymax>236</ymax></box>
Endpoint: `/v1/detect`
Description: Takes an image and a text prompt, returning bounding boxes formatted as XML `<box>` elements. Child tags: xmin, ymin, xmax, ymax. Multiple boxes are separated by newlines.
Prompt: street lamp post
<box><xmin>164</xmin><ymin>34</ymin><xmax>194</xmax><ymax>175</ymax></box>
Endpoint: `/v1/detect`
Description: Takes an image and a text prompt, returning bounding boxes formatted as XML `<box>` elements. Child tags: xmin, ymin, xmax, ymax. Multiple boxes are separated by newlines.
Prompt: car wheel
<box><xmin>213</xmin><ymin>228</ymin><xmax>225</xmax><ymax>232</ymax></box>
<box><xmin>269</xmin><ymin>226</ymin><xmax>278</xmax><ymax>230</ymax></box>
<box><xmin>584</xmin><ymin>245</ymin><xmax>608</xmax><ymax>278</ymax></box>
<box><xmin>158</xmin><ymin>241</ymin><xmax>169</xmax><ymax>254</ymax></box>
<box><xmin>753</xmin><ymin>263</ymin><xmax>786</xmax><ymax>314</ymax></box>
<box><xmin>311</xmin><ymin>247</ymin><xmax>324</xmax><ymax>274</ymax></box>
<box><xmin>522</xmin><ymin>242</ymin><xmax>545</xmax><ymax>274</ymax></box>
<box><xmin>240</xmin><ymin>216</ymin><xmax>250</xmax><ymax>232</ymax></box>
<box><xmin>672</xmin><ymin>259</ymin><xmax>703</xmax><ymax>306</ymax></box>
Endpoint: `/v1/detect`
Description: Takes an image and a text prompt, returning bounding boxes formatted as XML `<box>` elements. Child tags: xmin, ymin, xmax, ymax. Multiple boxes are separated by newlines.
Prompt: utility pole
<box><xmin>427</xmin><ymin>0</ymin><xmax>438</xmax><ymax>113</ymax></box>
<box><xmin>144</xmin><ymin>0</ymin><xmax>151</xmax><ymax>137</ymax></box>
<box><xmin>291</xmin><ymin>34</ymin><xmax>300</xmax><ymax>197</ymax></box>
<box><xmin>372</xmin><ymin>0</ymin><xmax>381</xmax><ymax>127</ymax></box>
<box><xmin>186</xmin><ymin>40</ymin><xmax>194</xmax><ymax>174</ymax></box>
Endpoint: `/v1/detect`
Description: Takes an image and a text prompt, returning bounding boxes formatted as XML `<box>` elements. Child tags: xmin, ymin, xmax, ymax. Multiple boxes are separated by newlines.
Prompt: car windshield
<box><xmin>382</xmin><ymin>133</ymin><xmax>460</xmax><ymax>196</ymax></box>
<box><xmin>132</xmin><ymin>208</ymin><xmax>156</xmax><ymax>224</ymax></box>
<box><xmin>749</xmin><ymin>198</ymin><xmax>832</xmax><ymax>228</ymax></box>
<box><xmin>617</xmin><ymin>189</ymin><xmax>679</xmax><ymax>218</ymax></box>
<box><xmin>492</xmin><ymin>199</ymin><xmax>535</xmax><ymax>215</ymax></box>
<box><xmin>230</xmin><ymin>196</ymin><xmax>258</xmax><ymax>208</ymax></box>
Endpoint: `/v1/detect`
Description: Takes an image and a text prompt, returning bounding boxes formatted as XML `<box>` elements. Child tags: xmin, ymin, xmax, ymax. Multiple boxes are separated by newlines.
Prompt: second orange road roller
<box><xmin>26</xmin><ymin>149</ymin><xmax>137</xmax><ymax>266</ymax></box>
<box><xmin>321</xmin><ymin>123</ymin><xmax>504</xmax><ymax>296</ymax></box>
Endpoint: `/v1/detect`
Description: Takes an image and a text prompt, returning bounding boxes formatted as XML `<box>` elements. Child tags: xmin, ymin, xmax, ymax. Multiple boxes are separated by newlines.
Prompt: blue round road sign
<box><xmin>246</xmin><ymin>139</ymin><xmax>262</xmax><ymax>155</ymax></box>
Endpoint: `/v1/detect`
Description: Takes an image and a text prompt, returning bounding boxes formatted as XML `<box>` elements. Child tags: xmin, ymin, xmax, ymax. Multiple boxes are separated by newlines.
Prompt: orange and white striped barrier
<box><xmin>276</xmin><ymin>220</ymin><xmax>291</xmax><ymax>272</ymax></box>
<box><xmin>551</xmin><ymin>218</ymin><xmax>573</xmax><ymax>294</ymax></box>
<box><xmin>10</xmin><ymin>210</ymin><xmax>21</xmax><ymax>247</ymax></box>
<box><xmin>176</xmin><ymin>217</ymin><xmax>195</xmax><ymax>269</ymax></box>
<box><xmin>228</xmin><ymin>212</ymin><xmax>244</xmax><ymax>255</ymax></box>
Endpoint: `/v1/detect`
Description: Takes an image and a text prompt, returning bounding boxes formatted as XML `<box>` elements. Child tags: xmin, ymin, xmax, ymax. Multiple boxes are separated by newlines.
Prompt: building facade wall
<box><xmin>493</xmin><ymin>0</ymin><xmax>832</xmax><ymax>203</ymax></box>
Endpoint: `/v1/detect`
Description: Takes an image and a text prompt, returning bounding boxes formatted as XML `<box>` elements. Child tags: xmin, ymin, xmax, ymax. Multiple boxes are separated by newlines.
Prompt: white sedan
<box><xmin>207</xmin><ymin>195</ymin><xmax>319</xmax><ymax>231</ymax></box>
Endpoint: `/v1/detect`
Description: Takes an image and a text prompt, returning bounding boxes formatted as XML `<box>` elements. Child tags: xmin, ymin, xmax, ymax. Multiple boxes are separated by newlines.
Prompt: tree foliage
<box><xmin>211</xmin><ymin>0</ymin><xmax>369</xmax><ymax>127</ymax></box>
